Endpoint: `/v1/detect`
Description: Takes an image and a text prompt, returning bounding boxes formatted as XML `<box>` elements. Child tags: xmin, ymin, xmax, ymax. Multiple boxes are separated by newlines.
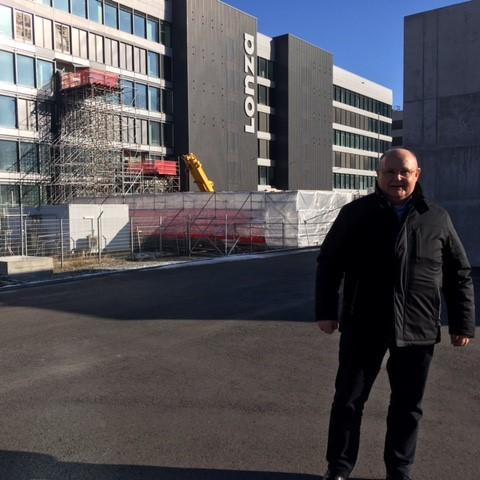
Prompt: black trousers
<box><xmin>326</xmin><ymin>330</ymin><xmax>434</xmax><ymax>478</ymax></box>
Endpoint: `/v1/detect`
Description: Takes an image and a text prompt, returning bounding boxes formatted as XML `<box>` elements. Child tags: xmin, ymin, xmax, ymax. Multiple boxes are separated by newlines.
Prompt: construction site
<box><xmin>0</xmin><ymin>67</ymin><xmax>356</xmax><ymax>278</ymax></box>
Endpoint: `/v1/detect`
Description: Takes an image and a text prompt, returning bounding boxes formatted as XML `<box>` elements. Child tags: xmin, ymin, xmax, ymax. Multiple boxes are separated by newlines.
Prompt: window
<box><xmin>19</xmin><ymin>142</ymin><xmax>39</xmax><ymax>173</ymax></box>
<box><xmin>0</xmin><ymin>96</ymin><xmax>16</xmax><ymax>128</ymax></box>
<box><xmin>17</xmin><ymin>55</ymin><xmax>35</xmax><ymax>87</ymax></box>
<box><xmin>258</xmin><ymin>57</ymin><xmax>274</xmax><ymax>80</ymax></box>
<box><xmin>104</xmin><ymin>2</ymin><xmax>118</xmax><ymax>28</ymax></box>
<box><xmin>40</xmin><ymin>0</ymin><xmax>52</xmax><ymax>5</ymax></box>
<box><xmin>0</xmin><ymin>6</ymin><xmax>13</xmax><ymax>39</ymax></box>
<box><xmin>15</xmin><ymin>11</ymin><xmax>33</xmax><ymax>43</ymax></box>
<box><xmin>17</xmin><ymin>98</ymin><xmax>37</xmax><ymax>131</ymax></box>
<box><xmin>119</xmin><ymin>7</ymin><xmax>132</xmax><ymax>34</ymax></box>
<box><xmin>258</xmin><ymin>112</ymin><xmax>270</xmax><ymax>132</ymax></box>
<box><xmin>147</xmin><ymin>17</ymin><xmax>159</xmax><ymax>43</ymax></box>
<box><xmin>134</xmin><ymin>12</ymin><xmax>146</xmax><ymax>38</ymax></box>
<box><xmin>0</xmin><ymin>140</ymin><xmax>18</xmax><ymax>172</ymax></box>
<box><xmin>37</xmin><ymin>59</ymin><xmax>54</xmax><ymax>91</ymax></box>
<box><xmin>0</xmin><ymin>184</ymin><xmax>19</xmax><ymax>207</ymax></box>
<box><xmin>88</xmin><ymin>33</ymin><xmax>104</xmax><ymax>63</ymax></box>
<box><xmin>148</xmin><ymin>51</ymin><xmax>159</xmax><ymax>77</ymax></box>
<box><xmin>133</xmin><ymin>47</ymin><xmax>146</xmax><ymax>74</ymax></box>
<box><xmin>72</xmin><ymin>0</ymin><xmax>87</xmax><ymax>18</ymax></box>
<box><xmin>54</xmin><ymin>0</ymin><xmax>70</xmax><ymax>13</ymax></box>
<box><xmin>163</xmin><ymin>123</ymin><xmax>173</xmax><ymax>148</ymax></box>
<box><xmin>119</xmin><ymin>42</ymin><xmax>133</xmax><ymax>70</ymax></box>
<box><xmin>160</xmin><ymin>21</ymin><xmax>171</xmax><ymax>47</ymax></box>
<box><xmin>258</xmin><ymin>139</ymin><xmax>270</xmax><ymax>158</ymax></box>
<box><xmin>105</xmin><ymin>38</ymin><xmax>119</xmax><ymax>67</ymax></box>
<box><xmin>0</xmin><ymin>51</ymin><xmax>14</xmax><ymax>83</ymax></box>
<box><xmin>148</xmin><ymin>86</ymin><xmax>160</xmax><ymax>112</ymax></box>
<box><xmin>149</xmin><ymin>121</ymin><xmax>161</xmax><ymax>146</ymax></box>
<box><xmin>162</xmin><ymin>89</ymin><xmax>173</xmax><ymax>114</ymax></box>
<box><xmin>34</xmin><ymin>17</ymin><xmax>53</xmax><ymax>50</ymax></box>
<box><xmin>55</xmin><ymin>23</ymin><xmax>71</xmax><ymax>53</ymax></box>
<box><xmin>258</xmin><ymin>166</ymin><xmax>273</xmax><ymax>186</ymax></box>
<box><xmin>162</xmin><ymin>55</ymin><xmax>172</xmax><ymax>81</ymax></box>
<box><xmin>258</xmin><ymin>85</ymin><xmax>269</xmax><ymax>106</ymax></box>
<box><xmin>88</xmin><ymin>0</ymin><xmax>103</xmax><ymax>23</ymax></box>
<box><xmin>121</xmin><ymin>79</ymin><xmax>134</xmax><ymax>106</ymax></box>
<box><xmin>21</xmin><ymin>184</ymin><xmax>41</xmax><ymax>207</ymax></box>
<box><xmin>135</xmin><ymin>83</ymin><xmax>147</xmax><ymax>109</ymax></box>
<box><xmin>71</xmin><ymin>28</ymin><xmax>88</xmax><ymax>58</ymax></box>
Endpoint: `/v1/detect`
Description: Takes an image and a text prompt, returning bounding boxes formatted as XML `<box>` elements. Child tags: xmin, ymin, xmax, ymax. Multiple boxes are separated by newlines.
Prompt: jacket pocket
<box><xmin>403</xmin><ymin>286</ymin><xmax>441</xmax><ymax>341</ymax></box>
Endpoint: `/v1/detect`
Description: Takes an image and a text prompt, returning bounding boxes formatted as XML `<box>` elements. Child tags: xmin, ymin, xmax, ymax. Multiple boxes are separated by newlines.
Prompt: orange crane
<box><xmin>182</xmin><ymin>153</ymin><xmax>216</xmax><ymax>192</ymax></box>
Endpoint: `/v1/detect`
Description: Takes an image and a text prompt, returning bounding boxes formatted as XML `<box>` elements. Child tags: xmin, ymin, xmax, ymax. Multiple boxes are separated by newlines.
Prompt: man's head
<box><xmin>377</xmin><ymin>148</ymin><xmax>421</xmax><ymax>205</ymax></box>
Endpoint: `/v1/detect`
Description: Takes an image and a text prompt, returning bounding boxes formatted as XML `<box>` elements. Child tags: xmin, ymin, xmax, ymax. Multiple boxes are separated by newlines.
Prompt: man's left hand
<box><xmin>450</xmin><ymin>335</ymin><xmax>470</xmax><ymax>347</ymax></box>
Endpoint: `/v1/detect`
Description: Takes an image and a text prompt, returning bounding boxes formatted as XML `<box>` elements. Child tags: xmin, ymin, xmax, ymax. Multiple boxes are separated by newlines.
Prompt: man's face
<box><xmin>377</xmin><ymin>150</ymin><xmax>421</xmax><ymax>205</ymax></box>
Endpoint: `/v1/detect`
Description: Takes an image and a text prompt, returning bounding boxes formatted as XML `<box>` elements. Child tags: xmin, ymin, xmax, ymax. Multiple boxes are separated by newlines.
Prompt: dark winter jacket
<box><xmin>315</xmin><ymin>184</ymin><xmax>475</xmax><ymax>346</ymax></box>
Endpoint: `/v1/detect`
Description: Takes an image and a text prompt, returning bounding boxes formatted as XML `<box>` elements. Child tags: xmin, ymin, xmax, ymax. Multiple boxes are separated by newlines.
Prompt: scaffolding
<box><xmin>35</xmin><ymin>68</ymin><xmax>179</xmax><ymax>205</ymax></box>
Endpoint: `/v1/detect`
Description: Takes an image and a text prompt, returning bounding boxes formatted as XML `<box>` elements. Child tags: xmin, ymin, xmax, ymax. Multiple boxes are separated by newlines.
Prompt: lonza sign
<box><xmin>244</xmin><ymin>32</ymin><xmax>256</xmax><ymax>134</ymax></box>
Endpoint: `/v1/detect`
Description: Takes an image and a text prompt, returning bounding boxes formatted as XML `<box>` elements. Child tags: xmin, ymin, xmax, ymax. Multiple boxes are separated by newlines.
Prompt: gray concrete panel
<box><xmin>173</xmin><ymin>0</ymin><xmax>257</xmax><ymax>192</ymax></box>
<box><xmin>403</xmin><ymin>15</ymin><xmax>425</xmax><ymax>103</ymax></box>
<box><xmin>404</xmin><ymin>0</ymin><xmax>480</xmax><ymax>266</ymax></box>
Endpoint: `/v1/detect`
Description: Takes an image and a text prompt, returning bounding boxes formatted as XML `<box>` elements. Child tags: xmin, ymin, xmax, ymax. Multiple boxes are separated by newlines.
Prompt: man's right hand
<box><xmin>317</xmin><ymin>320</ymin><xmax>339</xmax><ymax>334</ymax></box>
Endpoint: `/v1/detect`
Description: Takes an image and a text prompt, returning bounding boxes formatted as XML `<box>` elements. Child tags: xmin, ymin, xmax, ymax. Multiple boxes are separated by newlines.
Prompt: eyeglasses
<box><xmin>378</xmin><ymin>169</ymin><xmax>418</xmax><ymax>179</ymax></box>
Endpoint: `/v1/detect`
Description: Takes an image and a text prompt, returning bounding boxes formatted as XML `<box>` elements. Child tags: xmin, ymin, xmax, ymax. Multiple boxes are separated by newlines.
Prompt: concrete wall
<box><xmin>173</xmin><ymin>0</ymin><xmax>258</xmax><ymax>192</ymax></box>
<box><xmin>273</xmin><ymin>35</ymin><xmax>333</xmax><ymax>191</ymax></box>
<box><xmin>404</xmin><ymin>0</ymin><xmax>480</xmax><ymax>265</ymax></box>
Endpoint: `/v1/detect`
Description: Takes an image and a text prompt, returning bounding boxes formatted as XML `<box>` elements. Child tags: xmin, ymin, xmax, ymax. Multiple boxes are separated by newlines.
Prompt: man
<box><xmin>316</xmin><ymin>148</ymin><xmax>475</xmax><ymax>480</ymax></box>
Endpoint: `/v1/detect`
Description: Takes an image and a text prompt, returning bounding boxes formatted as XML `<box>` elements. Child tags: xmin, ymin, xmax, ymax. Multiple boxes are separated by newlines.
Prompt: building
<box><xmin>404</xmin><ymin>0</ymin><xmax>480</xmax><ymax>265</ymax></box>
<box><xmin>391</xmin><ymin>109</ymin><xmax>403</xmax><ymax>147</ymax></box>
<box><xmin>0</xmin><ymin>0</ymin><xmax>392</xmax><ymax>208</ymax></box>
<box><xmin>332</xmin><ymin>66</ymin><xmax>392</xmax><ymax>192</ymax></box>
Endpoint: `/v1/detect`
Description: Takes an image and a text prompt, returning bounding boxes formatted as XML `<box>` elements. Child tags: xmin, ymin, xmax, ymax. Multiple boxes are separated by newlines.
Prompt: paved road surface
<box><xmin>0</xmin><ymin>251</ymin><xmax>479</xmax><ymax>480</ymax></box>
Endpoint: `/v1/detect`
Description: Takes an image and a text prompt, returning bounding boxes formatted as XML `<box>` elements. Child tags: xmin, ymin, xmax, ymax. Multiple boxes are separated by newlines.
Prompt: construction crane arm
<box><xmin>182</xmin><ymin>153</ymin><xmax>215</xmax><ymax>193</ymax></box>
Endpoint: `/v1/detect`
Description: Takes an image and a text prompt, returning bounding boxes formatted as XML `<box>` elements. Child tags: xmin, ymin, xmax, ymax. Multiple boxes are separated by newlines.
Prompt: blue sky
<box><xmin>224</xmin><ymin>0</ymin><xmax>467</xmax><ymax>107</ymax></box>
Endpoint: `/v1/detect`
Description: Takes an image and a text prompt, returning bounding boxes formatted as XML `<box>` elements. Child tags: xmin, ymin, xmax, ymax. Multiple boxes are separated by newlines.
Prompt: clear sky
<box><xmin>224</xmin><ymin>0</ymin><xmax>468</xmax><ymax>108</ymax></box>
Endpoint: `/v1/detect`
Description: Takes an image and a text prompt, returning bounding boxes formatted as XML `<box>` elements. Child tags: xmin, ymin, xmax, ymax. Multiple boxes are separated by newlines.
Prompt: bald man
<box><xmin>316</xmin><ymin>148</ymin><xmax>475</xmax><ymax>480</ymax></box>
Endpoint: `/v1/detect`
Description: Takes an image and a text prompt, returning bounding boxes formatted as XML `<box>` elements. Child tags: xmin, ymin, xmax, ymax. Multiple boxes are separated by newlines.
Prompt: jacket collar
<box><xmin>375</xmin><ymin>182</ymin><xmax>429</xmax><ymax>214</ymax></box>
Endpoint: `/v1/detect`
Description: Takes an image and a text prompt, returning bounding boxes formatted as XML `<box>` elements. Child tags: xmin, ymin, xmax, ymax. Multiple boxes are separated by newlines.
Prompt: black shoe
<box><xmin>386</xmin><ymin>475</ymin><xmax>411</xmax><ymax>480</ymax></box>
<box><xmin>323</xmin><ymin>471</ymin><xmax>348</xmax><ymax>480</ymax></box>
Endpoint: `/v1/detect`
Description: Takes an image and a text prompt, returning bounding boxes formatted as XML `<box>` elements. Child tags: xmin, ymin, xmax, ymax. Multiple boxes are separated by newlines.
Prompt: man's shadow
<box><xmin>0</xmin><ymin>449</ymin><xmax>375</xmax><ymax>480</ymax></box>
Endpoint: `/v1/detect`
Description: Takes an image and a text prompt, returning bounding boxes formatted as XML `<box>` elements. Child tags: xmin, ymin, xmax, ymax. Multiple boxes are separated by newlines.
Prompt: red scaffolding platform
<box><xmin>60</xmin><ymin>69</ymin><xmax>119</xmax><ymax>91</ymax></box>
<box><xmin>128</xmin><ymin>161</ymin><xmax>178</xmax><ymax>177</ymax></box>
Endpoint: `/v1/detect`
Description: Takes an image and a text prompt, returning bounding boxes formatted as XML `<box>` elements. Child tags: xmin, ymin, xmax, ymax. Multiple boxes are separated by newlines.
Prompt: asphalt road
<box><xmin>0</xmin><ymin>251</ymin><xmax>479</xmax><ymax>480</ymax></box>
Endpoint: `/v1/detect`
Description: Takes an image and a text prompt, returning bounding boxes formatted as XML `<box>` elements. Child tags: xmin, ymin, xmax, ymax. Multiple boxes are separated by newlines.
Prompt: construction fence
<box><xmin>0</xmin><ymin>191</ymin><xmax>357</xmax><ymax>271</ymax></box>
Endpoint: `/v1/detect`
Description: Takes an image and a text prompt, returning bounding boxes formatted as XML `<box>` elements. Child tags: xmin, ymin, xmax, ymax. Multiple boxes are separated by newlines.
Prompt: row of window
<box><xmin>334</xmin><ymin>129</ymin><xmax>391</xmax><ymax>154</ymax></box>
<box><xmin>0</xmin><ymin>50</ymin><xmax>54</xmax><ymax>90</ymax></box>
<box><xmin>258</xmin><ymin>57</ymin><xmax>274</xmax><ymax>81</ymax></box>
<box><xmin>0</xmin><ymin>9</ymin><xmax>172</xmax><ymax>80</ymax></box>
<box><xmin>34</xmin><ymin>0</ymin><xmax>171</xmax><ymax>46</ymax></box>
<box><xmin>333</xmin><ymin>173</ymin><xmax>376</xmax><ymax>191</ymax></box>
<box><xmin>258</xmin><ymin>166</ymin><xmax>274</xmax><ymax>186</ymax></box>
<box><xmin>333</xmin><ymin>85</ymin><xmax>392</xmax><ymax>118</ymax></box>
<box><xmin>120</xmin><ymin>117</ymin><xmax>173</xmax><ymax>148</ymax></box>
<box><xmin>120</xmin><ymin>80</ymin><xmax>173</xmax><ymax>114</ymax></box>
<box><xmin>0</xmin><ymin>183</ymin><xmax>42</xmax><ymax>207</ymax></box>
<box><xmin>333</xmin><ymin>107</ymin><xmax>391</xmax><ymax>137</ymax></box>
<box><xmin>59</xmin><ymin>21</ymin><xmax>172</xmax><ymax>79</ymax></box>
<box><xmin>333</xmin><ymin>151</ymin><xmax>379</xmax><ymax>172</ymax></box>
